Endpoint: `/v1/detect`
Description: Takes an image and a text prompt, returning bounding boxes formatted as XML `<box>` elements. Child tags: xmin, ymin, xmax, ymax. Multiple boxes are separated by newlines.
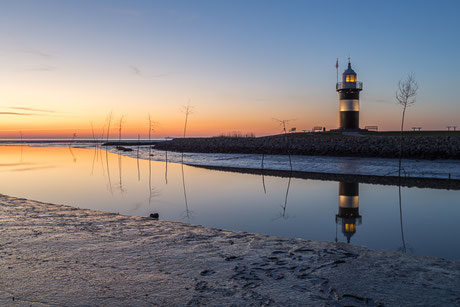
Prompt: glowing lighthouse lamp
<box><xmin>336</xmin><ymin>59</ymin><xmax>363</xmax><ymax>130</ymax></box>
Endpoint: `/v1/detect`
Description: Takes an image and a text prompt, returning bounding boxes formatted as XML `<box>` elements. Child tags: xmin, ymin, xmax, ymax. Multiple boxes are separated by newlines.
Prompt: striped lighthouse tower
<box><xmin>336</xmin><ymin>59</ymin><xmax>363</xmax><ymax>129</ymax></box>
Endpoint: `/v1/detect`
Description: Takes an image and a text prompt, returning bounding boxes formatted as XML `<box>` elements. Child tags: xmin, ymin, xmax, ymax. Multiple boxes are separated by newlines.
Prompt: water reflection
<box><xmin>334</xmin><ymin>180</ymin><xmax>409</xmax><ymax>253</ymax></box>
<box><xmin>280</xmin><ymin>174</ymin><xmax>292</xmax><ymax>219</ymax></box>
<box><xmin>181</xmin><ymin>154</ymin><xmax>192</xmax><ymax>221</ymax></box>
<box><xmin>105</xmin><ymin>149</ymin><xmax>114</xmax><ymax>195</ymax></box>
<box><xmin>165</xmin><ymin>150</ymin><xmax>168</xmax><ymax>184</ymax></box>
<box><xmin>118</xmin><ymin>152</ymin><xmax>124</xmax><ymax>194</ymax></box>
<box><xmin>68</xmin><ymin>134</ymin><xmax>77</xmax><ymax>163</ymax></box>
<box><xmin>335</xmin><ymin>182</ymin><xmax>362</xmax><ymax>243</ymax></box>
<box><xmin>148</xmin><ymin>146</ymin><xmax>152</xmax><ymax>204</ymax></box>
<box><xmin>136</xmin><ymin>137</ymin><xmax>141</xmax><ymax>182</ymax></box>
<box><xmin>0</xmin><ymin>145</ymin><xmax>459</xmax><ymax>259</ymax></box>
<box><xmin>398</xmin><ymin>178</ymin><xmax>407</xmax><ymax>253</ymax></box>
<box><xmin>261</xmin><ymin>153</ymin><xmax>267</xmax><ymax>194</ymax></box>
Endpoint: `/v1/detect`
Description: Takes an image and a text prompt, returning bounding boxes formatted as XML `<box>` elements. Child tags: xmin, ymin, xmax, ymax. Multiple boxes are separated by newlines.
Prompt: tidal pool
<box><xmin>0</xmin><ymin>145</ymin><xmax>459</xmax><ymax>260</ymax></box>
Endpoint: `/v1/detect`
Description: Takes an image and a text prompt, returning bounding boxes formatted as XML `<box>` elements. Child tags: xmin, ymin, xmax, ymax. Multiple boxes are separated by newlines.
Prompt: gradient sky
<box><xmin>0</xmin><ymin>0</ymin><xmax>459</xmax><ymax>138</ymax></box>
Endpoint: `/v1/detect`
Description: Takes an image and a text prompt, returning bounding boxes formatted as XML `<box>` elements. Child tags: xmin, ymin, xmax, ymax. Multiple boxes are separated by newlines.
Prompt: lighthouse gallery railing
<box><xmin>336</xmin><ymin>81</ymin><xmax>363</xmax><ymax>90</ymax></box>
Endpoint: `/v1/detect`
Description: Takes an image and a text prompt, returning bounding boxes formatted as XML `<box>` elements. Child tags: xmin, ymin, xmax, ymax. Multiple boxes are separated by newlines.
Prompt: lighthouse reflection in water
<box><xmin>336</xmin><ymin>182</ymin><xmax>362</xmax><ymax>243</ymax></box>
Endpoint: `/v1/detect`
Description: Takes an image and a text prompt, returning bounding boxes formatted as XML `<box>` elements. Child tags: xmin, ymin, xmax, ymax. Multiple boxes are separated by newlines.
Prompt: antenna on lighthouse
<box><xmin>335</xmin><ymin>58</ymin><xmax>339</xmax><ymax>84</ymax></box>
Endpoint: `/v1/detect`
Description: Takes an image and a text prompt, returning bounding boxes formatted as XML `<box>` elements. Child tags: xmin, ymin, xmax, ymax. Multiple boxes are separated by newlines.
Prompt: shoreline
<box><xmin>188</xmin><ymin>164</ymin><xmax>460</xmax><ymax>190</ymax></box>
<box><xmin>1</xmin><ymin>194</ymin><xmax>459</xmax><ymax>306</ymax></box>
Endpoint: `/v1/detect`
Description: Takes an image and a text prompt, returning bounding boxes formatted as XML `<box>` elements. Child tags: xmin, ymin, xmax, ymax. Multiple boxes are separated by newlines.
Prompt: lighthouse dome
<box><xmin>342</xmin><ymin>62</ymin><xmax>357</xmax><ymax>83</ymax></box>
<box><xmin>343</xmin><ymin>62</ymin><xmax>356</xmax><ymax>75</ymax></box>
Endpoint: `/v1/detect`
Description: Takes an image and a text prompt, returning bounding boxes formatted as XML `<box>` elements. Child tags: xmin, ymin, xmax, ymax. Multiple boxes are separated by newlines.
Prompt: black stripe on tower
<box><xmin>339</xmin><ymin>92</ymin><xmax>360</xmax><ymax>100</ymax></box>
<box><xmin>338</xmin><ymin>207</ymin><xmax>360</xmax><ymax>217</ymax></box>
<box><xmin>340</xmin><ymin>111</ymin><xmax>359</xmax><ymax>129</ymax></box>
<box><xmin>339</xmin><ymin>182</ymin><xmax>359</xmax><ymax>196</ymax></box>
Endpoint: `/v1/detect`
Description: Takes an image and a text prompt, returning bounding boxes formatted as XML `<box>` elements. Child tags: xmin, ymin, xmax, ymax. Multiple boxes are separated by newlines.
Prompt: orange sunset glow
<box><xmin>1</xmin><ymin>1</ymin><xmax>458</xmax><ymax>139</ymax></box>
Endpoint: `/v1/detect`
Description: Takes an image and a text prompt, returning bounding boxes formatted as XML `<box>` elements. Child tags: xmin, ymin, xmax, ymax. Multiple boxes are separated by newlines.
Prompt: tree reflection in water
<box><xmin>91</xmin><ymin>142</ymin><xmax>97</xmax><ymax>175</ymax></box>
<box><xmin>181</xmin><ymin>153</ymin><xmax>192</xmax><ymax>221</ymax></box>
<box><xmin>104</xmin><ymin>148</ymin><xmax>114</xmax><ymax>195</ymax></box>
<box><xmin>165</xmin><ymin>150</ymin><xmax>168</xmax><ymax>185</ymax></box>
<box><xmin>19</xmin><ymin>131</ymin><xmax>24</xmax><ymax>163</ymax></box>
<box><xmin>398</xmin><ymin>178</ymin><xmax>407</xmax><ymax>253</ymax></box>
<box><xmin>148</xmin><ymin>145</ymin><xmax>153</xmax><ymax>205</ymax></box>
<box><xmin>281</xmin><ymin>174</ymin><xmax>292</xmax><ymax>219</ymax></box>
<box><xmin>261</xmin><ymin>153</ymin><xmax>266</xmax><ymax>194</ymax></box>
<box><xmin>137</xmin><ymin>135</ymin><xmax>141</xmax><ymax>182</ymax></box>
<box><xmin>118</xmin><ymin>153</ymin><xmax>124</xmax><ymax>195</ymax></box>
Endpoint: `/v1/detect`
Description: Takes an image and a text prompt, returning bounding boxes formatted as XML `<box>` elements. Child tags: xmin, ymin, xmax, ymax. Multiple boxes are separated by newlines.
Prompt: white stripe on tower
<box><xmin>339</xmin><ymin>195</ymin><xmax>359</xmax><ymax>208</ymax></box>
<box><xmin>339</xmin><ymin>99</ymin><xmax>359</xmax><ymax>112</ymax></box>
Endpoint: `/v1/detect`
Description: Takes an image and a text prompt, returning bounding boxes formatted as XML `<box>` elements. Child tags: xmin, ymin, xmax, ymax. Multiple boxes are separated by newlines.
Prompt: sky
<box><xmin>0</xmin><ymin>0</ymin><xmax>459</xmax><ymax>139</ymax></box>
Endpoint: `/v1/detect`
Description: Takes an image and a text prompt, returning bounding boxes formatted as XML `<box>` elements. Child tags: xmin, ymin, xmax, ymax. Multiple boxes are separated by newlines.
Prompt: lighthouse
<box><xmin>335</xmin><ymin>182</ymin><xmax>362</xmax><ymax>243</ymax></box>
<box><xmin>336</xmin><ymin>60</ymin><xmax>363</xmax><ymax>130</ymax></box>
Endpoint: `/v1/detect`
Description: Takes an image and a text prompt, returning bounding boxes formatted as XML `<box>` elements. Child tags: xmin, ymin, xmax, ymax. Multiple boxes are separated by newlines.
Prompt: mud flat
<box><xmin>1</xmin><ymin>194</ymin><xmax>459</xmax><ymax>306</ymax></box>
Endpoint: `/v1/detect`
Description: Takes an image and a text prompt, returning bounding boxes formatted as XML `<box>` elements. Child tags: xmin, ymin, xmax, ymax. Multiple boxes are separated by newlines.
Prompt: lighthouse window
<box><xmin>345</xmin><ymin>224</ymin><xmax>356</xmax><ymax>232</ymax></box>
<box><xmin>346</xmin><ymin>75</ymin><xmax>356</xmax><ymax>82</ymax></box>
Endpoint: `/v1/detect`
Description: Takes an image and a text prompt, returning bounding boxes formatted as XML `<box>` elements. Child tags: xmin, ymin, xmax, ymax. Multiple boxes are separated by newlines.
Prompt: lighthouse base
<box><xmin>339</xmin><ymin>111</ymin><xmax>359</xmax><ymax>130</ymax></box>
<box><xmin>329</xmin><ymin>128</ymin><xmax>369</xmax><ymax>133</ymax></box>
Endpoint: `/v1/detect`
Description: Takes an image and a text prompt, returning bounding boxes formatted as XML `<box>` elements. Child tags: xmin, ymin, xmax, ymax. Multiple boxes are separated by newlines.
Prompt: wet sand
<box><xmin>1</xmin><ymin>194</ymin><xmax>459</xmax><ymax>306</ymax></box>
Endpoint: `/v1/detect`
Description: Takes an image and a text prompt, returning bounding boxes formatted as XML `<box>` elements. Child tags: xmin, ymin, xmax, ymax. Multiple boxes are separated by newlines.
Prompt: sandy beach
<box><xmin>1</xmin><ymin>194</ymin><xmax>459</xmax><ymax>306</ymax></box>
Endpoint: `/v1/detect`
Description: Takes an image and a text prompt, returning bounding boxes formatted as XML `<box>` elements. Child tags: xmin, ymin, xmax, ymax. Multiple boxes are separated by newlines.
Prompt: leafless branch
<box><xmin>181</xmin><ymin>100</ymin><xmax>195</xmax><ymax>138</ymax></box>
<box><xmin>396</xmin><ymin>73</ymin><xmax>418</xmax><ymax>178</ymax></box>
<box><xmin>118</xmin><ymin>115</ymin><xmax>125</xmax><ymax>142</ymax></box>
<box><xmin>396</xmin><ymin>73</ymin><xmax>418</xmax><ymax>109</ymax></box>
<box><xmin>272</xmin><ymin>118</ymin><xmax>296</xmax><ymax>134</ymax></box>
<box><xmin>106</xmin><ymin>111</ymin><xmax>113</xmax><ymax>143</ymax></box>
<box><xmin>272</xmin><ymin>118</ymin><xmax>296</xmax><ymax>170</ymax></box>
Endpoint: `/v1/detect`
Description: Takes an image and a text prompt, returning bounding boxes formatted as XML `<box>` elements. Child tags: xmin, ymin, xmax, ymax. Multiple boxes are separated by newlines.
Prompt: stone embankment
<box><xmin>154</xmin><ymin>134</ymin><xmax>460</xmax><ymax>160</ymax></box>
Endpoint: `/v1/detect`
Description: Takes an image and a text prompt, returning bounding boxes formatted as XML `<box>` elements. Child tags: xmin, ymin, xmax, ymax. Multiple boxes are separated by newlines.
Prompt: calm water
<box><xmin>1</xmin><ymin>145</ymin><xmax>459</xmax><ymax>260</ymax></box>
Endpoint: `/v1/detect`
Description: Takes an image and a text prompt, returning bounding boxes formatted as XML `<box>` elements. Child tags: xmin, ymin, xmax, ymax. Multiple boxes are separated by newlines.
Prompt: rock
<box><xmin>116</xmin><ymin>146</ymin><xmax>133</xmax><ymax>152</ymax></box>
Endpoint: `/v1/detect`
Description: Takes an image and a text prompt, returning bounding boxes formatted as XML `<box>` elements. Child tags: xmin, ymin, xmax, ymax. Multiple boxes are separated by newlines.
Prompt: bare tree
<box><xmin>148</xmin><ymin>114</ymin><xmax>159</xmax><ymax>143</ymax></box>
<box><xmin>396</xmin><ymin>73</ymin><xmax>418</xmax><ymax>175</ymax></box>
<box><xmin>90</xmin><ymin>121</ymin><xmax>97</xmax><ymax>142</ymax></box>
<box><xmin>272</xmin><ymin>118</ymin><xmax>296</xmax><ymax>171</ymax></box>
<box><xmin>181</xmin><ymin>100</ymin><xmax>194</xmax><ymax>138</ymax></box>
<box><xmin>148</xmin><ymin>113</ymin><xmax>152</xmax><ymax>143</ymax></box>
<box><xmin>118</xmin><ymin>115</ymin><xmax>125</xmax><ymax>142</ymax></box>
<box><xmin>106</xmin><ymin>111</ymin><xmax>113</xmax><ymax>143</ymax></box>
<box><xmin>395</xmin><ymin>74</ymin><xmax>417</xmax><ymax>254</ymax></box>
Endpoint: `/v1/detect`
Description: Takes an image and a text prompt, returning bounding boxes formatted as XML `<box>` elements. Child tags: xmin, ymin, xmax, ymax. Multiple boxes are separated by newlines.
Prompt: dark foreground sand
<box><xmin>1</xmin><ymin>194</ymin><xmax>459</xmax><ymax>306</ymax></box>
